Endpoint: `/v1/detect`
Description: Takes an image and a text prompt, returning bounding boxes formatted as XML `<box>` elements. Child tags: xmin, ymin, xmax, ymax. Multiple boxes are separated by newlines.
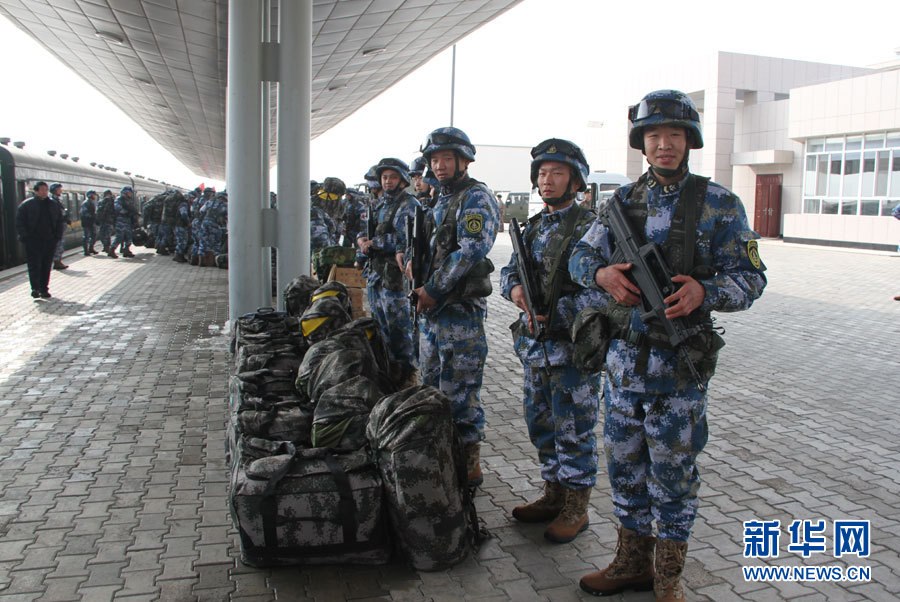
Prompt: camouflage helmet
<box><xmin>300</xmin><ymin>296</ymin><xmax>351</xmax><ymax>343</ymax></box>
<box><xmin>86</xmin><ymin>189</ymin><xmax>97</xmax><ymax>198</ymax></box>
<box><xmin>102</xmin><ymin>189</ymin><xmax>113</xmax><ymax>197</ymax></box>
<box><xmin>120</xmin><ymin>185</ymin><xmax>133</xmax><ymax>194</ymax></box>
<box><xmin>320</xmin><ymin>176</ymin><xmax>346</xmax><ymax>197</ymax></box>
<box><xmin>49</xmin><ymin>182</ymin><xmax>63</xmax><ymax>193</ymax></box>
<box><xmin>374</xmin><ymin>158</ymin><xmax>411</xmax><ymax>187</ymax></box>
<box><xmin>420</xmin><ymin>126</ymin><xmax>476</xmax><ymax>162</ymax></box>
<box><xmin>628</xmin><ymin>89</ymin><xmax>703</xmax><ymax>150</ymax></box>
<box><xmin>364</xmin><ymin>165</ymin><xmax>381</xmax><ymax>190</ymax></box>
<box><xmin>408</xmin><ymin>156</ymin><xmax>427</xmax><ymax>177</ymax></box>
<box><xmin>311</xmin><ymin>281</ymin><xmax>351</xmax><ymax>315</ymax></box>
<box><xmin>529</xmin><ymin>138</ymin><xmax>590</xmax><ymax>192</ymax></box>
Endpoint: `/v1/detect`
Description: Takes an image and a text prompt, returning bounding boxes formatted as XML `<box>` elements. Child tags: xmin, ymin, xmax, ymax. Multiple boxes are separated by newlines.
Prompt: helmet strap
<box><xmin>649</xmin><ymin>148</ymin><xmax>690</xmax><ymax>179</ymax></box>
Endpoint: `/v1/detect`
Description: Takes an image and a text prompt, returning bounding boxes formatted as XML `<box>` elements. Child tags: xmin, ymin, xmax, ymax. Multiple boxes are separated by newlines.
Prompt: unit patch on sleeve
<box><xmin>463</xmin><ymin>213</ymin><xmax>483</xmax><ymax>235</ymax></box>
<box><xmin>747</xmin><ymin>239</ymin><xmax>762</xmax><ymax>270</ymax></box>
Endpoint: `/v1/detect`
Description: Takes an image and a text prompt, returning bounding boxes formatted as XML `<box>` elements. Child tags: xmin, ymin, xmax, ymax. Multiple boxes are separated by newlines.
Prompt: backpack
<box><xmin>365</xmin><ymin>385</ymin><xmax>487</xmax><ymax>570</ymax></box>
<box><xmin>283</xmin><ymin>275</ymin><xmax>321</xmax><ymax>317</ymax></box>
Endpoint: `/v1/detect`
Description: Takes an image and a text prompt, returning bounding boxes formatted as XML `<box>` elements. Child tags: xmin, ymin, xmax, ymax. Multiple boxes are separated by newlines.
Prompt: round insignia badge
<box><xmin>747</xmin><ymin>240</ymin><xmax>761</xmax><ymax>269</ymax></box>
<box><xmin>464</xmin><ymin>213</ymin><xmax>483</xmax><ymax>235</ymax></box>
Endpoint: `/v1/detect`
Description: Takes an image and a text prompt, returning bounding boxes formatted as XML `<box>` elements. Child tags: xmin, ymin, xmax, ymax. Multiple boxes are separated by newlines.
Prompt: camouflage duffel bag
<box><xmin>230</xmin><ymin>446</ymin><xmax>391</xmax><ymax>568</ymax></box>
<box><xmin>232</xmin><ymin>307</ymin><xmax>302</xmax><ymax>357</ymax></box>
<box><xmin>310</xmin><ymin>375</ymin><xmax>383</xmax><ymax>451</ymax></box>
<box><xmin>311</xmin><ymin>245</ymin><xmax>357</xmax><ymax>281</ymax></box>
<box><xmin>283</xmin><ymin>275</ymin><xmax>321</xmax><ymax>317</ymax></box>
<box><xmin>132</xmin><ymin>227</ymin><xmax>149</xmax><ymax>246</ymax></box>
<box><xmin>366</xmin><ymin>385</ymin><xmax>487</xmax><ymax>571</ymax></box>
<box><xmin>233</xmin><ymin>369</ymin><xmax>298</xmax><ymax>398</ymax></box>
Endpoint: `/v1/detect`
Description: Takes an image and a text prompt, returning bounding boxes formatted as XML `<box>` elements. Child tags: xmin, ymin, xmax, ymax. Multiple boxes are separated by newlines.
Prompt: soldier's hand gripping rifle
<box><xmin>405</xmin><ymin>205</ymin><xmax>427</xmax><ymax>328</ymax></box>
<box><xmin>509</xmin><ymin>218</ymin><xmax>552</xmax><ymax>381</ymax></box>
<box><xmin>599</xmin><ymin>196</ymin><xmax>707</xmax><ymax>391</ymax></box>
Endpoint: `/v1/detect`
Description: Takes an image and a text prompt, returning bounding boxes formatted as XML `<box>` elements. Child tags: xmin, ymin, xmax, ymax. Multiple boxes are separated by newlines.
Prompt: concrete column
<box><xmin>260</xmin><ymin>0</ymin><xmax>273</xmax><ymax>304</ymax></box>
<box><xmin>226</xmin><ymin>0</ymin><xmax>265</xmax><ymax>320</ymax></box>
<box><xmin>702</xmin><ymin>85</ymin><xmax>737</xmax><ymax>188</ymax></box>
<box><xmin>276</xmin><ymin>0</ymin><xmax>312</xmax><ymax>301</ymax></box>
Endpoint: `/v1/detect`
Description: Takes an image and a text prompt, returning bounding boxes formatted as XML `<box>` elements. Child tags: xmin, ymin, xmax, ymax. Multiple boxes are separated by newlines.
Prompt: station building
<box><xmin>588</xmin><ymin>50</ymin><xmax>900</xmax><ymax>251</ymax></box>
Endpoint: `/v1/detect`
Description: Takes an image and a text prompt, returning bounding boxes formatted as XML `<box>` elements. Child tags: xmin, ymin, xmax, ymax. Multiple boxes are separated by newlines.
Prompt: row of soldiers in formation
<box><xmin>338</xmin><ymin>89</ymin><xmax>767</xmax><ymax>602</ymax></box>
<box><xmin>77</xmin><ymin>186</ymin><xmax>228</xmax><ymax>266</ymax></box>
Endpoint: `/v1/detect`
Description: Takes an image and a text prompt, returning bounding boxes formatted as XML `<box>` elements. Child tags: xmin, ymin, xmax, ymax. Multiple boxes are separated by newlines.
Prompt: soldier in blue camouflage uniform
<box><xmin>97</xmin><ymin>190</ymin><xmax>115</xmax><ymax>254</ymax></box>
<box><xmin>574</xmin><ymin>91</ymin><xmax>767</xmax><ymax>602</ymax></box>
<box><xmin>198</xmin><ymin>190</ymin><xmax>227</xmax><ymax>266</ymax></box>
<box><xmin>49</xmin><ymin>183</ymin><xmax>70</xmax><ymax>269</ymax></box>
<box><xmin>500</xmin><ymin>139</ymin><xmax>603</xmax><ymax>544</ymax></box>
<box><xmin>405</xmin><ymin>127</ymin><xmax>500</xmax><ymax>486</ymax></box>
<box><xmin>310</xmin><ymin>197</ymin><xmax>337</xmax><ymax>253</ymax></box>
<box><xmin>409</xmin><ymin>156</ymin><xmax>435</xmax><ymax>208</ymax></box>
<box><xmin>111</xmin><ymin>186</ymin><xmax>138</xmax><ymax>258</ymax></box>
<box><xmin>141</xmin><ymin>194</ymin><xmax>163</xmax><ymax>248</ymax></box>
<box><xmin>341</xmin><ymin>190</ymin><xmax>366</xmax><ymax>247</ymax></box>
<box><xmin>357</xmin><ymin>158</ymin><xmax>420</xmax><ymax>383</ymax></box>
<box><xmin>156</xmin><ymin>190</ymin><xmax>180</xmax><ymax>255</ymax></box>
<box><xmin>80</xmin><ymin>189</ymin><xmax>99</xmax><ymax>255</ymax></box>
<box><xmin>171</xmin><ymin>192</ymin><xmax>192</xmax><ymax>263</ymax></box>
<box><xmin>189</xmin><ymin>188</ymin><xmax>208</xmax><ymax>264</ymax></box>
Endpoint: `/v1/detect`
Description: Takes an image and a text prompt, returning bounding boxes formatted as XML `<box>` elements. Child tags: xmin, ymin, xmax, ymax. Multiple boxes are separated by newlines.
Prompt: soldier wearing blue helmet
<box><xmin>197</xmin><ymin>190</ymin><xmax>228</xmax><ymax>266</ymax></box>
<box><xmin>409</xmin><ymin>155</ymin><xmax>435</xmax><ymax>207</ymax></box>
<box><xmin>357</xmin><ymin>157</ymin><xmax>421</xmax><ymax>383</ymax></box>
<box><xmin>80</xmin><ymin>189</ymin><xmax>99</xmax><ymax>255</ymax></box>
<box><xmin>111</xmin><ymin>185</ymin><xmax>138</xmax><ymax>258</ymax></box>
<box><xmin>501</xmin><ymin>138</ymin><xmax>604</xmax><ymax>544</ymax></box>
<box><xmin>309</xmin><ymin>179</ymin><xmax>339</xmax><ymax>252</ymax></box>
<box><xmin>573</xmin><ymin>90</ymin><xmax>767</xmax><ymax>601</ymax></box>
<box><xmin>96</xmin><ymin>190</ymin><xmax>116</xmax><ymax>254</ymax></box>
<box><xmin>402</xmin><ymin>126</ymin><xmax>500</xmax><ymax>486</ymax></box>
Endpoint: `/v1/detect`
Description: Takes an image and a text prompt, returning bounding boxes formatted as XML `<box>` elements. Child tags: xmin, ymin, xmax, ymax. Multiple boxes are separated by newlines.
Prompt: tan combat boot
<box><xmin>464</xmin><ymin>442</ymin><xmax>483</xmax><ymax>487</ymax></box>
<box><xmin>654</xmin><ymin>538</ymin><xmax>688</xmax><ymax>602</ymax></box>
<box><xmin>511</xmin><ymin>481</ymin><xmax>565</xmax><ymax>523</ymax></box>
<box><xmin>544</xmin><ymin>486</ymin><xmax>591</xmax><ymax>543</ymax></box>
<box><xmin>579</xmin><ymin>526</ymin><xmax>655</xmax><ymax>596</ymax></box>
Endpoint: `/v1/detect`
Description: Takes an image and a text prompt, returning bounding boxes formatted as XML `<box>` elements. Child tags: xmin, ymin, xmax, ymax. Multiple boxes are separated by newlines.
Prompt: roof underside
<box><xmin>0</xmin><ymin>0</ymin><xmax>522</xmax><ymax>180</ymax></box>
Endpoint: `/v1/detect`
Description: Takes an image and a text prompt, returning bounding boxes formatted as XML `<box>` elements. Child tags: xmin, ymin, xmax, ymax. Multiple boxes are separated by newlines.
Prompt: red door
<box><xmin>754</xmin><ymin>174</ymin><xmax>782</xmax><ymax>237</ymax></box>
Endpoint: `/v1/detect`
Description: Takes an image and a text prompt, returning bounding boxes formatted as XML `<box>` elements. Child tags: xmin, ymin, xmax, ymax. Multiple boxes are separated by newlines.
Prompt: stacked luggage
<box><xmin>227</xmin><ymin>276</ymin><xmax>486</xmax><ymax>569</ymax></box>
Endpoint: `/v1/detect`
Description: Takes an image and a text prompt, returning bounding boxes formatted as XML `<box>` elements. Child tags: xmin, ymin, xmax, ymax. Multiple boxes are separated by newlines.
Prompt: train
<box><xmin>0</xmin><ymin>140</ymin><xmax>176</xmax><ymax>270</ymax></box>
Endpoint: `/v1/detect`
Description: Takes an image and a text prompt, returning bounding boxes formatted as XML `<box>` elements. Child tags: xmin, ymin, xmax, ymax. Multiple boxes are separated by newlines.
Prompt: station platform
<box><xmin>0</xmin><ymin>239</ymin><xmax>897</xmax><ymax>601</ymax></box>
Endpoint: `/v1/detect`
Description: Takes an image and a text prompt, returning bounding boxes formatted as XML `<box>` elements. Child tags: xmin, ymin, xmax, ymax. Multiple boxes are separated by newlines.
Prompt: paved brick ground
<box><xmin>0</xmin><ymin>240</ymin><xmax>897</xmax><ymax>601</ymax></box>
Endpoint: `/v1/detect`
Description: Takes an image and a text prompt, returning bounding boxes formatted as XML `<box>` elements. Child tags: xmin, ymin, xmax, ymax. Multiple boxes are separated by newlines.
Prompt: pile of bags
<box><xmin>227</xmin><ymin>276</ymin><xmax>486</xmax><ymax>569</ymax></box>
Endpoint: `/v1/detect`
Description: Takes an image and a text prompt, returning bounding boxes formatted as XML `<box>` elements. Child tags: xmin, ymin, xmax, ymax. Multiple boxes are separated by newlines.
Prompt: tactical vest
<box><xmin>605</xmin><ymin>173</ymin><xmax>724</xmax><ymax>381</ymax></box>
<box><xmin>522</xmin><ymin>203</ymin><xmax>595</xmax><ymax>339</ymax></box>
<box><xmin>369</xmin><ymin>192</ymin><xmax>410</xmax><ymax>291</ymax></box>
<box><xmin>427</xmin><ymin>177</ymin><xmax>493</xmax><ymax>302</ymax></box>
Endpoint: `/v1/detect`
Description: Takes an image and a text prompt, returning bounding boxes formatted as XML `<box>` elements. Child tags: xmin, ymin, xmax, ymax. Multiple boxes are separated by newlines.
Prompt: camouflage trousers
<box><xmin>82</xmin><ymin>225</ymin><xmax>97</xmax><ymax>249</ymax></box>
<box><xmin>112</xmin><ymin>219</ymin><xmax>133</xmax><ymax>251</ymax></box>
<box><xmin>53</xmin><ymin>236</ymin><xmax>65</xmax><ymax>261</ymax></box>
<box><xmin>156</xmin><ymin>223</ymin><xmax>173</xmax><ymax>249</ymax></box>
<box><xmin>97</xmin><ymin>224</ymin><xmax>112</xmax><ymax>249</ymax></box>
<box><xmin>146</xmin><ymin>222</ymin><xmax>159</xmax><ymax>243</ymax></box>
<box><xmin>198</xmin><ymin>222</ymin><xmax>224</xmax><ymax>255</ymax></box>
<box><xmin>603</xmin><ymin>380</ymin><xmax>708</xmax><ymax>542</ymax></box>
<box><xmin>522</xmin><ymin>363</ymin><xmax>601</xmax><ymax>489</ymax></box>
<box><xmin>419</xmin><ymin>301</ymin><xmax>487</xmax><ymax>446</ymax></box>
<box><xmin>367</xmin><ymin>283</ymin><xmax>415</xmax><ymax>372</ymax></box>
<box><xmin>174</xmin><ymin>226</ymin><xmax>189</xmax><ymax>256</ymax></box>
<box><xmin>189</xmin><ymin>220</ymin><xmax>201</xmax><ymax>255</ymax></box>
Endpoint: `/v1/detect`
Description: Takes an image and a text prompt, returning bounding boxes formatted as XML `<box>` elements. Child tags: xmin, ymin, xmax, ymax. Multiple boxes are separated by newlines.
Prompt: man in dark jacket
<box><xmin>16</xmin><ymin>181</ymin><xmax>64</xmax><ymax>298</ymax></box>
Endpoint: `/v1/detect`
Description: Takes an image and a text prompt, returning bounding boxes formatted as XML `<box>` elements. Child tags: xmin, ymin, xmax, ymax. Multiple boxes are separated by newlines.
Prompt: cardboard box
<box><xmin>348</xmin><ymin>287</ymin><xmax>366</xmax><ymax>317</ymax></box>
<box><xmin>328</xmin><ymin>265</ymin><xmax>367</xmax><ymax>289</ymax></box>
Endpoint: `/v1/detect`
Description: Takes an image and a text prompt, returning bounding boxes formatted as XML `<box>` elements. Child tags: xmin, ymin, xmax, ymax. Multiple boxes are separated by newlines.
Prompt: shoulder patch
<box><xmin>463</xmin><ymin>213</ymin><xmax>483</xmax><ymax>235</ymax></box>
<box><xmin>747</xmin><ymin>239</ymin><xmax>763</xmax><ymax>270</ymax></box>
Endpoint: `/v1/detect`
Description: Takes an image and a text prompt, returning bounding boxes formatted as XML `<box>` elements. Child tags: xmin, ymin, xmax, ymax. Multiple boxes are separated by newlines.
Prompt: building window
<box><xmin>802</xmin><ymin>131</ymin><xmax>900</xmax><ymax>216</ymax></box>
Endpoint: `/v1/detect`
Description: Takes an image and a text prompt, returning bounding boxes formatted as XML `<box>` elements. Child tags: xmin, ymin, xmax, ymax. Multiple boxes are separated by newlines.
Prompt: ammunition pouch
<box><xmin>570</xmin><ymin>305</ymin><xmax>629</xmax><ymax>374</ymax></box>
<box><xmin>371</xmin><ymin>252</ymin><xmax>404</xmax><ymax>291</ymax></box>
<box><xmin>452</xmin><ymin>257</ymin><xmax>493</xmax><ymax>300</ymax></box>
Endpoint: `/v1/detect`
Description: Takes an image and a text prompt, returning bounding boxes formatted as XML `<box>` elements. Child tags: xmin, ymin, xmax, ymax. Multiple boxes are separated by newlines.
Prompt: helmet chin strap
<box><xmin>542</xmin><ymin>169</ymin><xmax>578</xmax><ymax>206</ymax></box>
<box><xmin>650</xmin><ymin>148</ymin><xmax>690</xmax><ymax>179</ymax></box>
<box><xmin>438</xmin><ymin>153</ymin><xmax>467</xmax><ymax>187</ymax></box>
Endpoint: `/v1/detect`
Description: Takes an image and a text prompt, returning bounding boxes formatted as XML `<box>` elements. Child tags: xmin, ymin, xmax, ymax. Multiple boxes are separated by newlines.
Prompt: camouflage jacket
<box><xmin>501</xmin><ymin>202</ymin><xmax>605</xmax><ymax>366</ymax></box>
<box><xmin>310</xmin><ymin>204</ymin><xmax>336</xmax><ymax>251</ymax></box>
<box><xmin>568</xmin><ymin>170</ymin><xmax>767</xmax><ymax>393</ymax></box>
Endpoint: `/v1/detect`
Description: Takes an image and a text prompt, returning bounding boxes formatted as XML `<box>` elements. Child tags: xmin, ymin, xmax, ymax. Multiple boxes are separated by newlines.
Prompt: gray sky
<box><xmin>1</xmin><ymin>0</ymin><xmax>896</xmax><ymax>191</ymax></box>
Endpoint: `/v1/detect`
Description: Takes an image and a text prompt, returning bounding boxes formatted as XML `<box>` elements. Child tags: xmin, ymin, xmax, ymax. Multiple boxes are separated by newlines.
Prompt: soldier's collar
<box><xmin>542</xmin><ymin>202</ymin><xmax>576</xmax><ymax>223</ymax></box>
<box><xmin>647</xmin><ymin>170</ymin><xmax>688</xmax><ymax>195</ymax></box>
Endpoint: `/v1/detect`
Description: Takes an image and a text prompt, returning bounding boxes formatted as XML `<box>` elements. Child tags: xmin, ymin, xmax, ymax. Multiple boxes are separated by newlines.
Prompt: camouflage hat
<box><xmin>628</xmin><ymin>89</ymin><xmax>703</xmax><ymax>150</ymax></box>
<box><xmin>320</xmin><ymin>177</ymin><xmax>346</xmax><ymax>197</ymax></box>
<box><xmin>408</xmin><ymin>156</ymin><xmax>426</xmax><ymax>177</ymax></box>
<box><xmin>299</xmin><ymin>296</ymin><xmax>351</xmax><ymax>343</ymax></box>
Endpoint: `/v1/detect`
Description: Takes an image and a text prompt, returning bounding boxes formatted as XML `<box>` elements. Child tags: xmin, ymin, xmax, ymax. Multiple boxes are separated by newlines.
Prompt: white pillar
<box><xmin>276</xmin><ymin>0</ymin><xmax>312</xmax><ymax>299</ymax></box>
<box><xmin>260</xmin><ymin>0</ymin><xmax>273</xmax><ymax>304</ymax></box>
<box><xmin>226</xmin><ymin>0</ymin><xmax>265</xmax><ymax>320</ymax></box>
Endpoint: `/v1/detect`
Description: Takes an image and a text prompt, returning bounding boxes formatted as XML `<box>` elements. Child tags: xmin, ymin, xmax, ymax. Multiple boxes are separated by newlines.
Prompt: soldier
<box><xmin>571</xmin><ymin>90</ymin><xmax>767</xmax><ymax>601</ymax></box>
<box><xmin>314</xmin><ymin>177</ymin><xmax>346</xmax><ymax>236</ymax></box>
<box><xmin>357</xmin><ymin>158</ymin><xmax>420</xmax><ymax>384</ymax></box>
<box><xmin>409</xmin><ymin>156</ymin><xmax>434</xmax><ymax>206</ymax></box>
<box><xmin>197</xmin><ymin>190</ymin><xmax>227</xmax><ymax>266</ymax></box>
<box><xmin>171</xmin><ymin>191</ymin><xmax>191</xmax><ymax>263</ymax></box>
<box><xmin>110</xmin><ymin>185</ymin><xmax>138</xmax><ymax>258</ymax></box>
<box><xmin>500</xmin><ymin>139</ymin><xmax>603</xmax><ymax>543</ymax></box>
<box><xmin>404</xmin><ymin>127</ymin><xmax>500</xmax><ymax>486</ymax></box>
<box><xmin>310</xmin><ymin>189</ymin><xmax>337</xmax><ymax>254</ymax></box>
<box><xmin>156</xmin><ymin>190</ymin><xmax>180</xmax><ymax>255</ymax></box>
<box><xmin>49</xmin><ymin>183</ymin><xmax>70</xmax><ymax>270</ymax></box>
<box><xmin>142</xmin><ymin>193</ymin><xmax>163</xmax><ymax>248</ymax></box>
<box><xmin>341</xmin><ymin>189</ymin><xmax>366</xmax><ymax>248</ymax></box>
<box><xmin>188</xmin><ymin>187</ymin><xmax>208</xmax><ymax>265</ymax></box>
<box><xmin>80</xmin><ymin>189</ymin><xmax>99</xmax><ymax>255</ymax></box>
<box><xmin>97</xmin><ymin>189</ymin><xmax>115</xmax><ymax>255</ymax></box>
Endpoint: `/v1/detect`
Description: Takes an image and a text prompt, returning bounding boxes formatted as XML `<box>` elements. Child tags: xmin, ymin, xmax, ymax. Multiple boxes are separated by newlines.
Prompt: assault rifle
<box><xmin>405</xmin><ymin>205</ymin><xmax>427</xmax><ymax>325</ymax></box>
<box><xmin>366</xmin><ymin>199</ymin><xmax>376</xmax><ymax>241</ymax></box>
<box><xmin>509</xmin><ymin>218</ymin><xmax>552</xmax><ymax>377</ymax></box>
<box><xmin>599</xmin><ymin>196</ymin><xmax>707</xmax><ymax>391</ymax></box>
